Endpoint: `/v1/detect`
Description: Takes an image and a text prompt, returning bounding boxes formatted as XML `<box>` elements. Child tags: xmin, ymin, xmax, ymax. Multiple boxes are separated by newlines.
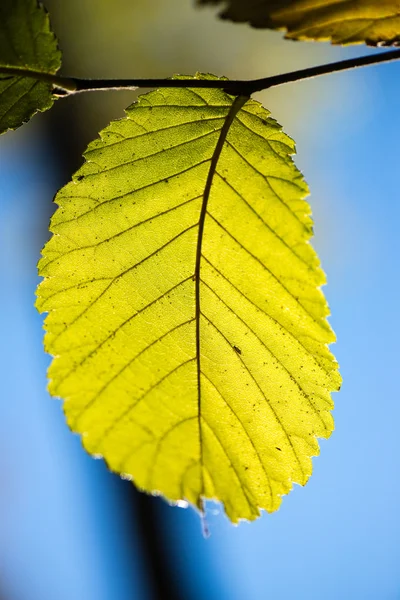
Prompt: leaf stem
<box><xmin>2</xmin><ymin>48</ymin><xmax>400</xmax><ymax>96</ymax></box>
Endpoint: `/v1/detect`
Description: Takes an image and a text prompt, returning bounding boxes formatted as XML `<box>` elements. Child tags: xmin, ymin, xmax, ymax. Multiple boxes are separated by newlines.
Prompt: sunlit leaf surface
<box><xmin>37</xmin><ymin>74</ymin><xmax>340</xmax><ymax>522</ymax></box>
<box><xmin>199</xmin><ymin>0</ymin><xmax>400</xmax><ymax>45</ymax></box>
<box><xmin>0</xmin><ymin>0</ymin><xmax>61</xmax><ymax>134</ymax></box>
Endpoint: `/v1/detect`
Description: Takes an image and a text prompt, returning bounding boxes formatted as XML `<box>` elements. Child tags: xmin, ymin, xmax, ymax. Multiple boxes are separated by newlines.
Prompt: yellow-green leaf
<box><xmin>36</xmin><ymin>74</ymin><xmax>340</xmax><ymax>523</ymax></box>
<box><xmin>0</xmin><ymin>0</ymin><xmax>61</xmax><ymax>135</ymax></box>
<box><xmin>199</xmin><ymin>0</ymin><xmax>400</xmax><ymax>45</ymax></box>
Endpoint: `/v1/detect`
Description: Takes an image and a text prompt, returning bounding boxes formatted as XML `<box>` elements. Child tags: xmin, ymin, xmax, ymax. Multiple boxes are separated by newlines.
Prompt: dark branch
<box><xmin>66</xmin><ymin>48</ymin><xmax>400</xmax><ymax>95</ymax></box>
<box><xmin>2</xmin><ymin>48</ymin><xmax>400</xmax><ymax>96</ymax></box>
<box><xmin>247</xmin><ymin>48</ymin><xmax>400</xmax><ymax>93</ymax></box>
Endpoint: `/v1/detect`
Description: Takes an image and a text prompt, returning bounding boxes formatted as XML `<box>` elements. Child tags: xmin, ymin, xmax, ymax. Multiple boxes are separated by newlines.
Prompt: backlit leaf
<box><xmin>36</xmin><ymin>74</ymin><xmax>340</xmax><ymax>523</ymax></box>
<box><xmin>199</xmin><ymin>0</ymin><xmax>400</xmax><ymax>45</ymax></box>
<box><xmin>0</xmin><ymin>0</ymin><xmax>61</xmax><ymax>135</ymax></box>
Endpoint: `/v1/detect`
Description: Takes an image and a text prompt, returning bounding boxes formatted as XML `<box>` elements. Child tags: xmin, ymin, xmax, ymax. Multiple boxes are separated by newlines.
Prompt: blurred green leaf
<box><xmin>200</xmin><ymin>0</ymin><xmax>400</xmax><ymax>45</ymax></box>
<box><xmin>37</xmin><ymin>75</ymin><xmax>340</xmax><ymax>522</ymax></box>
<box><xmin>0</xmin><ymin>0</ymin><xmax>61</xmax><ymax>134</ymax></box>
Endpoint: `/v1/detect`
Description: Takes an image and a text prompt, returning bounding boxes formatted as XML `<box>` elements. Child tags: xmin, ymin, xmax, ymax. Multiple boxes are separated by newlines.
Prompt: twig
<box><xmin>2</xmin><ymin>48</ymin><xmax>400</xmax><ymax>96</ymax></box>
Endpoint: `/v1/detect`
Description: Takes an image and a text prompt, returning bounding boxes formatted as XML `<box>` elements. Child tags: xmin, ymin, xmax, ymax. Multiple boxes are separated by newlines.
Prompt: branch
<box><xmin>249</xmin><ymin>48</ymin><xmax>400</xmax><ymax>93</ymax></box>
<box><xmin>2</xmin><ymin>48</ymin><xmax>400</xmax><ymax>96</ymax></box>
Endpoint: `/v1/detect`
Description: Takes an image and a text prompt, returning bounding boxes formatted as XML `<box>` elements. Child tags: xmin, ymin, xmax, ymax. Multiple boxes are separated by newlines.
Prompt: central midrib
<box><xmin>193</xmin><ymin>93</ymin><xmax>248</xmax><ymax>507</ymax></box>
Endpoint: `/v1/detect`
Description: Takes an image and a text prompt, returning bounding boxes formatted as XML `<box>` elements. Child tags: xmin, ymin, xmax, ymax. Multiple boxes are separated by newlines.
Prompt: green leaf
<box><xmin>36</xmin><ymin>74</ymin><xmax>340</xmax><ymax>523</ymax></box>
<box><xmin>199</xmin><ymin>0</ymin><xmax>400</xmax><ymax>45</ymax></box>
<box><xmin>0</xmin><ymin>0</ymin><xmax>61</xmax><ymax>134</ymax></box>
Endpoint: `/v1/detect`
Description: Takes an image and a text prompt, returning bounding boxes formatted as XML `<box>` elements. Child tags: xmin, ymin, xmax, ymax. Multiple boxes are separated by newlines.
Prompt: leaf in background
<box><xmin>36</xmin><ymin>74</ymin><xmax>340</xmax><ymax>523</ymax></box>
<box><xmin>0</xmin><ymin>0</ymin><xmax>61</xmax><ymax>135</ymax></box>
<box><xmin>199</xmin><ymin>0</ymin><xmax>400</xmax><ymax>45</ymax></box>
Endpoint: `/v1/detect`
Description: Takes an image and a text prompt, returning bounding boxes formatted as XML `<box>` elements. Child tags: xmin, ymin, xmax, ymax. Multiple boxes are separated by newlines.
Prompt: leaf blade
<box><xmin>0</xmin><ymin>0</ymin><xmax>61</xmax><ymax>134</ymax></box>
<box><xmin>37</xmin><ymin>75</ymin><xmax>340</xmax><ymax>522</ymax></box>
<box><xmin>199</xmin><ymin>0</ymin><xmax>400</xmax><ymax>45</ymax></box>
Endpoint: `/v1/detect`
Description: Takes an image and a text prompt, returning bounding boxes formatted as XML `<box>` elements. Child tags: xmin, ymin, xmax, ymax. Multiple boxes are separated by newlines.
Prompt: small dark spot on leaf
<box><xmin>276</xmin><ymin>447</ymin><xmax>281</xmax><ymax>451</ymax></box>
<box><xmin>233</xmin><ymin>345</ymin><xmax>241</xmax><ymax>355</ymax></box>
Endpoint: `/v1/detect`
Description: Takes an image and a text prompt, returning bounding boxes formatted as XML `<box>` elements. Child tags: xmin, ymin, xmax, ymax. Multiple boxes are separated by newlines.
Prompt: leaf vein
<box><xmin>70</xmin><ymin>319</ymin><xmax>196</xmax><ymax>428</ymax></box>
<box><xmin>97</xmin><ymin>358</ymin><xmax>197</xmax><ymax>449</ymax></box>
<box><xmin>56</xmin><ymin>276</ymin><xmax>194</xmax><ymax>388</ymax></box>
<box><xmin>200</xmin><ymin>311</ymin><xmax>306</xmax><ymax>481</ymax></box>
<box><xmin>84</xmin><ymin>128</ymin><xmax>219</xmax><ymax>177</ymax></box>
<box><xmin>201</xmin><ymin>279</ymin><xmax>329</xmax><ymax>433</ymax></box>
<box><xmin>201</xmin><ymin>370</ymin><xmax>274</xmax><ymax>504</ymax></box>
<box><xmin>50</xmin><ymin>224</ymin><xmax>197</xmax><ymax>344</ymax></box>
<box><xmin>90</xmin><ymin>115</ymin><xmax>226</xmax><ymax>151</ymax></box>
<box><xmin>215</xmin><ymin>171</ymin><xmax>313</xmax><ymax>270</ymax></box>
<box><xmin>55</xmin><ymin>159</ymin><xmax>210</xmax><ymax>227</ymax></box>
<box><xmin>224</xmin><ymin>138</ymin><xmax>308</xmax><ymax>226</ymax></box>
<box><xmin>207</xmin><ymin>212</ymin><xmax>319</xmax><ymax>325</ymax></box>
<box><xmin>201</xmin><ymin>415</ymin><xmax>258</xmax><ymax>515</ymax></box>
<box><xmin>202</xmin><ymin>255</ymin><xmax>331</xmax><ymax>375</ymax></box>
<box><xmin>0</xmin><ymin>79</ymin><xmax>39</xmax><ymax>121</ymax></box>
<box><xmin>45</xmin><ymin>195</ymin><xmax>201</xmax><ymax>269</ymax></box>
<box><xmin>147</xmin><ymin>416</ymin><xmax>198</xmax><ymax>489</ymax></box>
